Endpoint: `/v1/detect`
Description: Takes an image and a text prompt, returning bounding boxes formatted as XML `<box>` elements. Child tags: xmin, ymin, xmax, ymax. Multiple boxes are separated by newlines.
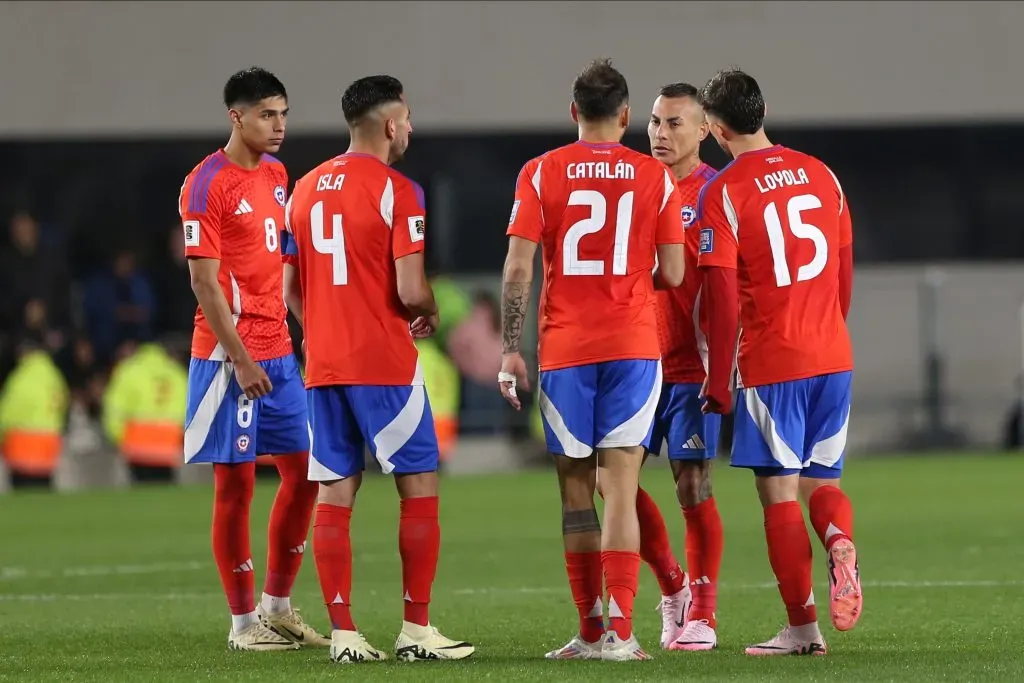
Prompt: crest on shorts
<box><xmin>236</xmin><ymin>434</ymin><xmax>251</xmax><ymax>453</ymax></box>
<box><xmin>273</xmin><ymin>185</ymin><xmax>287</xmax><ymax>207</ymax></box>
<box><xmin>681</xmin><ymin>205</ymin><xmax>696</xmax><ymax>229</ymax></box>
<box><xmin>699</xmin><ymin>228</ymin><xmax>714</xmax><ymax>254</ymax></box>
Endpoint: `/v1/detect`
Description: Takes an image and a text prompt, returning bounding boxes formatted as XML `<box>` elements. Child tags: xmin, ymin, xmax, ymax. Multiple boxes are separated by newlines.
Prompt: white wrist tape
<box><xmin>498</xmin><ymin>371</ymin><xmax>518</xmax><ymax>397</ymax></box>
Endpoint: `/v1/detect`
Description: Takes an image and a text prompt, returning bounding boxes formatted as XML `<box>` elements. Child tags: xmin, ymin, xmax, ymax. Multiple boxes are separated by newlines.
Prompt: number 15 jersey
<box><xmin>507</xmin><ymin>141</ymin><xmax>685</xmax><ymax>372</ymax></box>
<box><xmin>696</xmin><ymin>145</ymin><xmax>853</xmax><ymax>388</ymax></box>
<box><xmin>283</xmin><ymin>153</ymin><xmax>427</xmax><ymax>387</ymax></box>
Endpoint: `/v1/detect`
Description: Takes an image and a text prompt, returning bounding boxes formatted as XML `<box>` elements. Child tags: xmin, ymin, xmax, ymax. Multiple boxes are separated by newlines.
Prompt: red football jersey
<box><xmin>284</xmin><ymin>153</ymin><xmax>426</xmax><ymax>387</ymax></box>
<box><xmin>656</xmin><ymin>162</ymin><xmax>718</xmax><ymax>384</ymax></box>
<box><xmin>507</xmin><ymin>141</ymin><xmax>685</xmax><ymax>371</ymax></box>
<box><xmin>696</xmin><ymin>145</ymin><xmax>853</xmax><ymax>387</ymax></box>
<box><xmin>178</xmin><ymin>150</ymin><xmax>293</xmax><ymax>362</ymax></box>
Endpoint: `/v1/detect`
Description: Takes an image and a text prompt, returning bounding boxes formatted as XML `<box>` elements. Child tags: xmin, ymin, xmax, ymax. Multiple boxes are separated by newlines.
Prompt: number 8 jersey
<box><xmin>283</xmin><ymin>153</ymin><xmax>427</xmax><ymax>387</ymax></box>
<box><xmin>178</xmin><ymin>150</ymin><xmax>293</xmax><ymax>362</ymax></box>
<box><xmin>696</xmin><ymin>144</ymin><xmax>854</xmax><ymax>388</ymax></box>
<box><xmin>507</xmin><ymin>141</ymin><xmax>685</xmax><ymax>371</ymax></box>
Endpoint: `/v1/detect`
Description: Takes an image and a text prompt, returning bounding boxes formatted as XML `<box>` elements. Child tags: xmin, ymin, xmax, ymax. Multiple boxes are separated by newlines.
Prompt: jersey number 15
<box><xmin>764</xmin><ymin>193</ymin><xmax>828</xmax><ymax>287</ymax></box>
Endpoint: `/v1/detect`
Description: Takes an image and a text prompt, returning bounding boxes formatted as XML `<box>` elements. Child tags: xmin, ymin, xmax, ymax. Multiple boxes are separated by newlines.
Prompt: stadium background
<box><xmin>1</xmin><ymin>2</ymin><xmax>1023</xmax><ymax>681</ymax></box>
<box><xmin>1</xmin><ymin>1</ymin><xmax>1022</xmax><ymax>489</ymax></box>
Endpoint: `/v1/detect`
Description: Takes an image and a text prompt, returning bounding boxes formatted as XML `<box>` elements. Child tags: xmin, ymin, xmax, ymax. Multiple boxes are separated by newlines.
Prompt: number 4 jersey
<box><xmin>283</xmin><ymin>153</ymin><xmax>427</xmax><ymax>387</ymax></box>
<box><xmin>178</xmin><ymin>149</ymin><xmax>294</xmax><ymax>362</ymax></box>
<box><xmin>696</xmin><ymin>144</ymin><xmax>854</xmax><ymax>388</ymax></box>
<box><xmin>507</xmin><ymin>141</ymin><xmax>685</xmax><ymax>371</ymax></box>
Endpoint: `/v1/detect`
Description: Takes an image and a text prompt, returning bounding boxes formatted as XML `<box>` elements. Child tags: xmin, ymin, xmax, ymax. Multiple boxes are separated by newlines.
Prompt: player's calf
<box><xmin>672</xmin><ymin>459</ymin><xmax>724</xmax><ymax>629</ymax></box>
<box><xmin>805</xmin><ymin>482</ymin><xmax>862</xmax><ymax>632</ymax></box>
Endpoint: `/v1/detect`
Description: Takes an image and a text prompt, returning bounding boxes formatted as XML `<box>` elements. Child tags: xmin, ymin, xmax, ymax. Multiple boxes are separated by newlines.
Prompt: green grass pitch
<box><xmin>1</xmin><ymin>453</ymin><xmax>1022</xmax><ymax>681</ymax></box>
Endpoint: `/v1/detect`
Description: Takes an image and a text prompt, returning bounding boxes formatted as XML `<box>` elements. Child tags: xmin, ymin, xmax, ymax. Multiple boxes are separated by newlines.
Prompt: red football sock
<box><xmin>565</xmin><ymin>551</ymin><xmax>605</xmax><ymax>643</ymax></box>
<box><xmin>636</xmin><ymin>487</ymin><xmax>685</xmax><ymax>596</ymax></box>
<box><xmin>313</xmin><ymin>503</ymin><xmax>355</xmax><ymax>631</ymax></box>
<box><xmin>212</xmin><ymin>463</ymin><xmax>257</xmax><ymax>615</ymax></box>
<box><xmin>764</xmin><ymin>501</ymin><xmax>817</xmax><ymax>627</ymax></box>
<box><xmin>263</xmin><ymin>452</ymin><xmax>318</xmax><ymax>599</ymax></box>
<box><xmin>602</xmin><ymin>550</ymin><xmax>641</xmax><ymax>640</ymax></box>
<box><xmin>682</xmin><ymin>497</ymin><xmax>724</xmax><ymax>626</ymax></box>
<box><xmin>399</xmin><ymin>496</ymin><xmax>440</xmax><ymax>626</ymax></box>
<box><xmin>808</xmin><ymin>485</ymin><xmax>854</xmax><ymax>551</ymax></box>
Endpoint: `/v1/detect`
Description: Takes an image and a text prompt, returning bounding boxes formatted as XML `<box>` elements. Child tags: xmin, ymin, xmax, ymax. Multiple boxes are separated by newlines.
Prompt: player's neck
<box><xmin>670</xmin><ymin>155</ymin><xmax>702</xmax><ymax>180</ymax></box>
<box><xmin>346</xmin><ymin>140</ymin><xmax>390</xmax><ymax>165</ymax></box>
<box><xmin>728</xmin><ymin>130</ymin><xmax>774</xmax><ymax>159</ymax></box>
<box><xmin>223</xmin><ymin>134</ymin><xmax>263</xmax><ymax>170</ymax></box>
<box><xmin>577</xmin><ymin>123</ymin><xmax>624</xmax><ymax>145</ymax></box>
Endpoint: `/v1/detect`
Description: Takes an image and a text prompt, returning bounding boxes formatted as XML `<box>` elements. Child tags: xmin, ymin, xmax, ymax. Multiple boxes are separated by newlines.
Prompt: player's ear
<box><xmin>569</xmin><ymin>101</ymin><xmax>579</xmax><ymax>124</ymax></box>
<box><xmin>228</xmin><ymin>108</ymin><xmax>243</xmax><ymax>129</ymax></box>
<box><xmin>384</xmin><ymin>117</ymin><xmax>397</xmax><ymax>140</ymax></box>
<box><xmin>619</xmin><ymin>105</ymin><xmax>630</xmax><ymax>129</ymax></box>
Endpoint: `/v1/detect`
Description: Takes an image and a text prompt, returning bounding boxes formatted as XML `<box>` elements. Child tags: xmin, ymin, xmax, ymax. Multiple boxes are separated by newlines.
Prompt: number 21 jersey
<box><xmin>507</xmin><ymin>141</ymin><xmax>685</xmax><ymax>371</ymax></box>
<box><xmin>283</xmin><ymin>153</ymin><xmax>427</xmax><ymax>387</ymax></box>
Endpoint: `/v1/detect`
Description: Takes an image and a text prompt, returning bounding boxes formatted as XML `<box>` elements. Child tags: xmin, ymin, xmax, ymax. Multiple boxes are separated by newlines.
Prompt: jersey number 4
<box><xmin>310</xmin><ymin>198</ymin><xmax>348</xmax><ymax>286</ymax></box>
<box><xmin>764</xmin><ymin>194</ymin><xmax>828</xmax><ymax>287</ymax></box>
<box><xmin>563</xmin><ymin>190</ymin><xmax>634</xmax><ymax>276</ymax></box>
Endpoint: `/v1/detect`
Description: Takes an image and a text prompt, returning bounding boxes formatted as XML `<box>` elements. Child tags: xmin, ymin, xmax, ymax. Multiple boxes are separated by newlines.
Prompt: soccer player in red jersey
<box><xmin>282</xmin><ymin>75</ymin><xmax>474</xmax><ymax>664</ymax></box>
<box><xmin>637</xmin><ymin>83</ymin><xmax>725</xmax><ymax>651</ymax></box>
<box><xmin>499</xmin><ymin>59</ymin><xmax>686</xmax><ymax>661</ymax></box>
<box><xmin>695</xmin><ymin>69</ymin><xmax>862</xmax><ymax>656</ymax></box>
<box><xmin>178</xmin><ymin>67</ymin><xmax>326</xmax><ymax>651</ymax></box>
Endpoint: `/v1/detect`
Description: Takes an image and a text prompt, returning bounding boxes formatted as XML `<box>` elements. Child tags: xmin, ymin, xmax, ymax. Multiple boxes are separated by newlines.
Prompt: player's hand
<box><xmin>498</xmin><ymin>352</ymin><xmax>530</xmax><ymax>411</ymax></box>
<box><xmin>409</xmin><ymin>312</ymin><xmax>440</xmax><ymax>339</ymax></box>
<box><xmin>701</xmin><ymin>379</ymin><xmax>732</xmax><ymax>416</ymax></box>
<box><xmin>235</xmin><ymin>359</ymin><xmax>272</xmax><ymax>400</ymax></box>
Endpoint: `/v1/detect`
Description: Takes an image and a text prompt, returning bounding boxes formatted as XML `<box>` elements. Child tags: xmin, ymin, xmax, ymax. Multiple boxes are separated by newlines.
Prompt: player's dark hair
<box><xmin>698</xmin><ymin>69</ymin><xmax>765</xmax><ymax>135</ymax></box>
<box><xmin>223</xmin><ymin>66</ymin><xmax>287</xmax><ymax>108</ymax></box>
<box><xmin>658</xmin><ymin>82</ymin><xmax>699</xmax><ymax>100</ymax></box>
<box><xmin>572</xmin><ymin>58</ymin><xmax>629</xmax><ymax>121</ymax></box>
<box><xmin>342</xmin><ymin>75</ymin><xmax>405</xmax><ymax>126</ymax></box>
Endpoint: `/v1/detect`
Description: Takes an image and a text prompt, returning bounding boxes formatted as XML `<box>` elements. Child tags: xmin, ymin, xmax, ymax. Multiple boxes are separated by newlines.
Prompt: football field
<box><xmin>2</xmin><ymin>453</ymin><xmax>1022</xmax><ymax>682</ymax></box>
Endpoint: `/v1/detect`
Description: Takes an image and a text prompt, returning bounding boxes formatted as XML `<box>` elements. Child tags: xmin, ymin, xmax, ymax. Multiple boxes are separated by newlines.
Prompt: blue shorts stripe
<box><xmin>307</xmin><ymin>385</ymin><xmax>439</xmax><ymax>480</ymax></box>
<box><xmin>730</xmin><ymin>371</ymin><xmax>852</xmax><ymax>477</ymax></box>
<box><xmin>184</xmin><ymin>354</ymin><xmax>309</xmax><ymax>464</ymax></box>
<box><xmin>648</xmin><ymin>383</ymin><xmax>721</xmax><ymax>460</ymax></box>
<box><xmin>539</xmin><ymin>360</ymin><xmax>662</xmax><ymax>458</ymax></box>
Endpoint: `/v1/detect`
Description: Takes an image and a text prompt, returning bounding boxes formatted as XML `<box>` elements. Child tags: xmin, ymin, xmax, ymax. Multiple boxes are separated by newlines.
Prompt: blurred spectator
<box><xmin>152</xmin><ymin>224</ymin><xmax>197</xmax><ymax>336</ymax></box>
<box><xmin>83</xmin><ymin>248</ymin><xmax>156</xmax><ymax>366</ymax></box>
<box><xmin>57</xmin><ymin>336</ymin><xmax>106</xmax><ymax>420</ymax></box>
<box><xmin>447</xmin><ymin>290</ymin><xmax>509</xmax><ymax>434</ymax></box>
<box><xmin>0</xmin><ymin>336</ymin><xmax>69</xmax><ymax>489</ymax></box>
<box><xmin>102</xmin><ymin>336</ymin><xmax>187</xmax><ymax>484</ymax></box>
<box><xmin>0</xmin><ymin>211</ymin><xmax>71</xmax><ymax>374</ymax></box>
<box><xmin>430</xmin><ymin>275</ymin><xmax>472</xmax><ymax>349</ymax></box>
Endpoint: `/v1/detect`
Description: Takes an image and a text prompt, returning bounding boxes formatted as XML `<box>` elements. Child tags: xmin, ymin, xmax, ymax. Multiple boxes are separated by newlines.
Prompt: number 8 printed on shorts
<box><xmin>236</xmin><ymin>394</ymin><xmax>253</xmax><ymax>428</ymax></box>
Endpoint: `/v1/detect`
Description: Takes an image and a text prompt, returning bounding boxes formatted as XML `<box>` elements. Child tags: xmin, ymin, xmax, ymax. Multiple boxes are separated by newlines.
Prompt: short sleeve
<box><xmin>656</xmin><ymin>168</ymin><xmax>685</xmax><ymax>245</ymax></box>
<box><xmin>506</xmin><ymin>159</ymin><xmax>544</xmax><ymax>243</ymax></box>
<box><xmin>281</xmin><ymin>194</ymin><xmax>299</xmax><ymax>266</ymax></box>
<box><xmin>392</xmin><ymin>177</ymin><xmax>427</xmax><ymax>260</ymax></box>
<box><xmin>695</xmin><ymin>180</ymin><xmax>738</xmax><ymax>270</ymax></box>
<box><xmin>179</xmin><ymin>172</ymin><xmax>225</xmax><ymax>260</ymax></box>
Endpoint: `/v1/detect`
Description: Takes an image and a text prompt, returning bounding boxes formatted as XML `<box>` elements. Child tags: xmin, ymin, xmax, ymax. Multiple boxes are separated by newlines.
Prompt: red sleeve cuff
<box><xmin>703</xmin><ymin>266</ymin><xmax>739</xmax><ymax>401</ymax></box>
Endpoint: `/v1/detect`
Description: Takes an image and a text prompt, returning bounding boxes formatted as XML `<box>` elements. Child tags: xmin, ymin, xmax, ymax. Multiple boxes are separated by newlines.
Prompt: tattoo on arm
<box><xmin>501</xmin><ymin>281</ymin><xmax>530</xmax><ymax>353</ymax></box>
<box><xmin>561</xmin><ymin>508</ymin><xmax>601</xmax><ymax>536</ymax></box>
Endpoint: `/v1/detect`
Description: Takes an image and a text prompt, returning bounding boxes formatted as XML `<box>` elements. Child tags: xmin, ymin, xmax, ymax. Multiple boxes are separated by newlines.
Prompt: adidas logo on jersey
<box><xmin>234</xmin><ymin>198</ymin><xmax>254</xmax><ymax>215</ymax></box>
<box><xmin>682</xmin><ymin>434</ymin><xmax>706</xmax><ymax>449</ymax></box>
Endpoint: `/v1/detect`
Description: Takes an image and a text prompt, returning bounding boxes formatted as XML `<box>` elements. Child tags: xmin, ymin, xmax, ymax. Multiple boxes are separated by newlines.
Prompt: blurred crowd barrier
<box><xmin>1</xmin><ymin>263</ymin><xmax>1021</xmax><ymax>494</ymax></box>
